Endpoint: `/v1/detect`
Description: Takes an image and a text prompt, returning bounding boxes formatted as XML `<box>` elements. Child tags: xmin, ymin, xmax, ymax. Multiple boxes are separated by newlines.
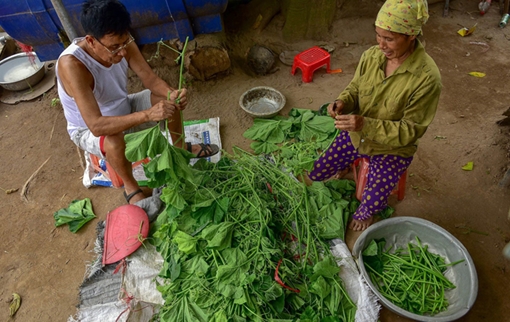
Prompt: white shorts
<box><xmin>70</xmin><ymin>89</ymin><xmax>153</xmax><ymax>158</ymax></box>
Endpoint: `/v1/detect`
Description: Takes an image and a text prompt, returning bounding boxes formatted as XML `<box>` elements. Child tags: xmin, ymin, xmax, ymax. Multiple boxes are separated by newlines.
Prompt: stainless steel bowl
<box><xmin>0</xmin><ymin>52</ymin><xmax>46</xmax><ymax>91</ymax></box>
<box><xmin>239</xmin><ymin>86</ymin><xmax>286</xmax><ymax>118</ymax></box>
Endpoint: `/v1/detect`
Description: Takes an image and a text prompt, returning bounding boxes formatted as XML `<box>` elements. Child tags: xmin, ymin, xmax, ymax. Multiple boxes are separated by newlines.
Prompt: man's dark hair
<box><xmin>81</xmin><ymin>0</ymin><xmax>131</xmax><ymax>39</ymax></box>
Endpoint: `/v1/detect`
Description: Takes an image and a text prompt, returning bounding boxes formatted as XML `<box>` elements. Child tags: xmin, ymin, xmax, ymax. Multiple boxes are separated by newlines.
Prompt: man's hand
<box><xmin>334</xmin><ymin>114</ymin><xmax>364</xmax><ymax>132</ymax></box>
<box><xmin>168</xmin><ymin>88</ymin><xmax>188</xmax><ymax>110</ymax></box>
<box><xmin>328</xmin><ymin>100</ymin><xmax>344</xmax><ymax>118</ymax></box>
<box><xmin>146</xmin><ymin>100</ymin><xmax>177</xmax><ymax>122</ymax></box>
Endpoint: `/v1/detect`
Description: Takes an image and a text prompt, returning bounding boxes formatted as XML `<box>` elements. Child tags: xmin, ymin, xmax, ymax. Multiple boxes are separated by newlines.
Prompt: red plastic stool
<box><xmin>89</xmin><ymin>154</ymin><xmax>149</xmax><ymax>188</ymax></box>
<box><xmin>351</xmin><ymin>158</ymin><xmax>407</xmax><ymax>202</ymax></box>
<box><xmin>291</xmin><ymin>46</ymin><xmax>332</xmax><ymax>83</ymax></box>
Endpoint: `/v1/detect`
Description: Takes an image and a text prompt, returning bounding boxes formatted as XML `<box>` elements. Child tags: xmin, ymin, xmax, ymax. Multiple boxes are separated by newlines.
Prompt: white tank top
<box><xmin>56</xmin><ymin>38</ymin><xmax>131</xmax><ymax>137</ymax></box>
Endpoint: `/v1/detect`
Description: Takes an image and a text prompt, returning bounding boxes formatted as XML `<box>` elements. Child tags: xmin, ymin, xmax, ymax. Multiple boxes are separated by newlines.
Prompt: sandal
<box><xmin>186</xmin><ymin>142</ymin><xmax>220</xmax><ymax>158</ymax></box>
<box><xmin>123</xmin><ymin>188</ymin><xmax>144</xmax><ymax>204</ymax></box>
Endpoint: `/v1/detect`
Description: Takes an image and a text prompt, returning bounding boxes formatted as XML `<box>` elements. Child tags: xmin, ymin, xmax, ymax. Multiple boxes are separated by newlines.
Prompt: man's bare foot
<box><xmin>349</xmin><ymin>216</ymin><xmax>375</xmax><ymax>231</ymax></box>
<box><xmin>123</xmin><ymin>188</ymin><xmax>145</xmax><ymax>204</ymax></box>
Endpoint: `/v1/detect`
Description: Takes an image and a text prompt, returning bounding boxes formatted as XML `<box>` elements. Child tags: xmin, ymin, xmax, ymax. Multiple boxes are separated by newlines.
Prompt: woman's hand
<box><xmin>334</xmin><ymin>114</ymin><xmax>365</xmax><ymax>131</ymax></box>
<box><xmin>327</xmin><ymin>100</ymin><xmax>344</xmax><ymax>118</ymax></box>
<box><xmin>169</xmin><ymin>88</ymin><xmax>188</xmax><ymax>110</ymax></box>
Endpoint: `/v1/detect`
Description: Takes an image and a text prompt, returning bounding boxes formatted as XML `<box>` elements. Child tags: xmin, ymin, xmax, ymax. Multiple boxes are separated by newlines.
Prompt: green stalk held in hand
<box><xmin>165</xmin><ymin>36</ymin><xmax>189</xmax><ymax>146</ymax></box>
<box><xmin>363</xmin><ymin>237</ymin><xmax>464</xmax><ymax>316</ymax></box>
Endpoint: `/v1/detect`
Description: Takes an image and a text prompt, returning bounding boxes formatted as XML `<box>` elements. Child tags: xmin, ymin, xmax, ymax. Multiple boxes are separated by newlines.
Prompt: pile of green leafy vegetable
<box><xmin>151</xmin><ymin>150</ymin><xmax>358</xmax><ymax>321</ymax></box>
<box><xmin>243</xmin><ymin>108</ymin><xmax>337</xmax><ymax>176</ymax></box>
<box><xmin>124</xmin><ymin>125</ymin><xmax>358</xmax><ymax>321</ymax></box>
<box><xmin>362</xmin><ymin>237</ymin><xmax>464</xmax><ymax>315</ymax></box>
<box><xmin>242</xmin><ymin>108</ymin><xmax>394</xmax><ymax>219</ymax></box>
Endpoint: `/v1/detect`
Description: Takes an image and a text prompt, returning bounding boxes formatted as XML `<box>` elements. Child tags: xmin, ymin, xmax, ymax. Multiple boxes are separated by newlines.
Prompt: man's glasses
<box><xmin>95</xmin><ymin>34</ymin><xmax>134</xmax><ymax>55</ymax></box>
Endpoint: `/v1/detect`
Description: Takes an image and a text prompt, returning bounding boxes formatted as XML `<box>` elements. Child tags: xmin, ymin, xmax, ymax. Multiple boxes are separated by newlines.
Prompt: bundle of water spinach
<box><xmin>362</xmin><ymin>237</ymin><xmax>464</xmax><ymax>315</ymax></box>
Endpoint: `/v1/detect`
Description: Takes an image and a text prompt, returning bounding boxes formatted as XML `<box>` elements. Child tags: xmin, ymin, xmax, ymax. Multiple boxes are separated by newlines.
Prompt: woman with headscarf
<box><xmin>308</xmin><ymin>0</ymin><xmax>442</xmax><ymax>231</ymax></box>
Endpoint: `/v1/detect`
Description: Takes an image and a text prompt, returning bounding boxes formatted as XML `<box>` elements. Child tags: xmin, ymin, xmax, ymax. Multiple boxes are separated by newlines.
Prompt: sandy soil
<box><xmin>0</xmin><ymin>1</ymin><xmax>509</xmax><ymax>321</ymax></box>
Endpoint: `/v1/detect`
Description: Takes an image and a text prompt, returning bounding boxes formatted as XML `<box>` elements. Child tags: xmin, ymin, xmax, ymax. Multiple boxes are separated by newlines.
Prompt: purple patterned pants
<box><xmin>308</xmin><ymin>131</ymin><xmax>412</xmax><ymax>221</ymax></box>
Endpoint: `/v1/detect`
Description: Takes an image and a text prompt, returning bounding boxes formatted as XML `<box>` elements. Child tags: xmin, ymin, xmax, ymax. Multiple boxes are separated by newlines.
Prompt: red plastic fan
<box><xmin>102</xmin><ymin>205</ymin><xmax>149</xmax><ymax>266</ymax></box>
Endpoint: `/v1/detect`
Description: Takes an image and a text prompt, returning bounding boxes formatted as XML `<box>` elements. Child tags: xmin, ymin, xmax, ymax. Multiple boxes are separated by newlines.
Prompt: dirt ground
<box><xmin>1</xmin><ymin>1</ymin><xmax>509</xmax><ymax>321</ymax></box>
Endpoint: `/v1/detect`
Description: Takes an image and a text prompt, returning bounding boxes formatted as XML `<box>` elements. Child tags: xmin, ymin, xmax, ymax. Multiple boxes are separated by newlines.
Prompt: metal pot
<box><xmin>247</xmin><ymin>45</ymin><xmax>275</xmax><ymax>75</ymax></box>
<box><xmin>0</xmin><ymin>52</ymin><xmax>46</xmax><ymax>91</ymax></box>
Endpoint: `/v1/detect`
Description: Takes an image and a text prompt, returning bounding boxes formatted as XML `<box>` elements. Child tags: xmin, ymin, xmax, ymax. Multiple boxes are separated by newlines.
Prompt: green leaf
<box><xmin>312</xmin><ymin>256</ymin><xmax>341</xmax><ymax>280</ymax></box>
<box><xmin>233</xmin><ymin>287</ymin><xmax>247</xmax><ymax>304</ymax></box>
<box><xmin>125</xmin><ymin>124</ymin><xmax>195</xmax><ymax>185</ymax></box>
<box><xmin>378</xmin><ymin>205</ymin><xmax>395</xmax><ymax>219</ymax></box>
<box><xmin>220</xmin><ymin>248</ymin><xmax>248</xmax><ymax>268</ymax></box>
<box><xmin>311</xmin><ymin>276</ymin><xmax>330</xmax><ymax>299</ymax></box>
<box><xmin>53</xmin><ymin>198</ymin><xmax>96</xmax><ymax>233</ymax></box>
<box><xmin>161</xmin><ymin>183</ymin><xmax>187</xmax><ymax>211</ymax></box>
<box><xmin>188</xmin><ymin>300</ymin><xmax>209</xmax><ymax>322</ymax></box>
<box><xmin>143</xmin><ymin>158</ymin><xmax>173</xmax><ymax>188</ymax></box>
<box><xmin>264</xmin><ymin>283</ymin><xmax>283</xmax><ymax>302</ymax></box>
<box><xmin>169</xmin><ymin>256</ymin><xmax>181</xmax><ymax>281</ymax></box>
<box><xmin>192</xmin><ymin>196</ymin><xmax>230</xmax><ymax>225</ymax></box>
<box><xmin>324</xmin><ymin>179</ymin><xmax>356</xmax><ymax>195</ymax></box>
<box><xmin>324</xmin><ymin>283</ymin><xmax>342</xmax><ymax>316</ymax></box>
<box><xmin>287</xmin><ymin>293</ymin><xmax>306</xmax><ymax>311</ymax></box>
<box><xmin>362</xmin><ymin>239</ymin><xmax>385</xmax><ymax>274</ymax></box>
<box><xmin>172</xmin><ymin>230</ymin><xmax>198</xmax><ymax>254</ymax></box>
<box><xmin>362</xmin><ymin>240</ymin><xmax>379</xmax><ymax>256</ymax></box>
<box><xmin>289</xmin><ymin>108</ymin><xmax>313</xmax><ymax>118</ymax></box>
<box><xmin>260</xmin><ymin>236</ymin><xmax>282</xmax><ymax>258</ymax></box>
<box><xmin>201</xmin><ymin>222</ymin><xmax>235</xmax><ymax>250</ymax></box>
<box><xmin>299</xmin><ymin>116</ymin><xmax>335</xmax><ymax>142</ymax></box>
<box><xmin>299</xmin><ymin>306</ymin><xmax>318</xmax><ymax>322</ymax></box>
<box><xmin>210</xmin><ymin>310</ymin><xmax>228</xmax><ymax>322</ymax></box>
<box><xmin>181</xmin><ymin>256</ymin><xmax>210</xmax><ymax>276</ymax></box>
<box><xmin>280</xmin><ymin>146</ymin><xmax>295</xmax><ymax>159</ymax></box>
<box><xmin>318</xmin><ymin>203</ymin><xmax>346</xmax><ymax>240</ymax></box>
<box><xmin>156</xmin><ymin>146</ymin><xmax>194</xmax><ymax>182</ymax></box>
<box><xmin>216</xmin><ymin>266</ymin><xmax>248</xmax><ymax>298</ymax></box>
<box><xmin>214</xmin><ymin>197</ymin><xmax>230</xmax><ymax>223</ymax></box>
<box><xmin>307</xmin><ymin>182</ymin><xmax>332</xmax><ymax>207</ymax></box>
<box><xmin>243</xmin><ymin>118</ymin><xmax>291</xmax><ymax>143</ymax></box>
<box><xmin>217</xmin><ymin>282</ymin><xmax>236</xmax><ymax>298</ymax></box>
<box><xmin>270</xmin><ymin>292</ymin><xmax>286</xmax><ymax>314</ymax></box>
<box><xmin>152</xmin><ymin>221</ymin><xmax>178</xmax><ymax>249</ymax></box>
<box><xmin>125</xmin><ymin>125</ymin><xmax>168</xmax><ymax>161</ymax></box>
<box><xmin>304</xmin><ymin>115</ymin><xmax>336</xmax><ymax>136</ymax></box>
<box><xmin>251</xmin><ymin>141</ymin><xmax>279</xmax><ymax>154</ymax></box>
<box><xmin>159</xmin><ymin>297</ymin><xmax>185</xmax><ymax>322</ymax></box>
<box><xmin>461</xmin><ymin>161</ymin><xmax>474</xmax><ymax>171</ymax></box>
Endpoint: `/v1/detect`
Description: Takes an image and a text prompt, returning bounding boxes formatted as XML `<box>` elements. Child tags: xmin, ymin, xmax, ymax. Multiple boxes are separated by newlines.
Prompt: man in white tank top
<box><xmin>56</xmin><ymin>0</ymin><xmax>219</xmax><ymax>204</ymax></box>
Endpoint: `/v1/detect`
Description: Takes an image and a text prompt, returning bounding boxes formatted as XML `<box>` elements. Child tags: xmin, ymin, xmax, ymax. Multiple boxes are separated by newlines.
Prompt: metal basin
<box><xmin>353</xmin><ymin>217</ymin><xmax>478</xmax><ymax>322</ymax></box>
<box><xmin>0</xmin><ymin>52</ymin><xmax>46</xmax><ymax>91</ymax></box>
<box><xmin>239</xmin><ymin>86</ymin><xmax>286</xmax><ymax>118</ymax></box>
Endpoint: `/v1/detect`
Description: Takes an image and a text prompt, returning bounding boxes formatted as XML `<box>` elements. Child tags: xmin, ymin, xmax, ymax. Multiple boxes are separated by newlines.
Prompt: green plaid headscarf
<box><xmin>375</xmin><ymin>0</ymin><xmax>429</xmax><ymax>36</ymax></box>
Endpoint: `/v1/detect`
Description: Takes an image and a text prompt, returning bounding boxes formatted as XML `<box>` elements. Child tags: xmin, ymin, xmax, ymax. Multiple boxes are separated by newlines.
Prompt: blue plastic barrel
<box><xmin>0</xmin><ymin>0</ymin><xmax>228</xmax><ymax>61</ymax></box>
